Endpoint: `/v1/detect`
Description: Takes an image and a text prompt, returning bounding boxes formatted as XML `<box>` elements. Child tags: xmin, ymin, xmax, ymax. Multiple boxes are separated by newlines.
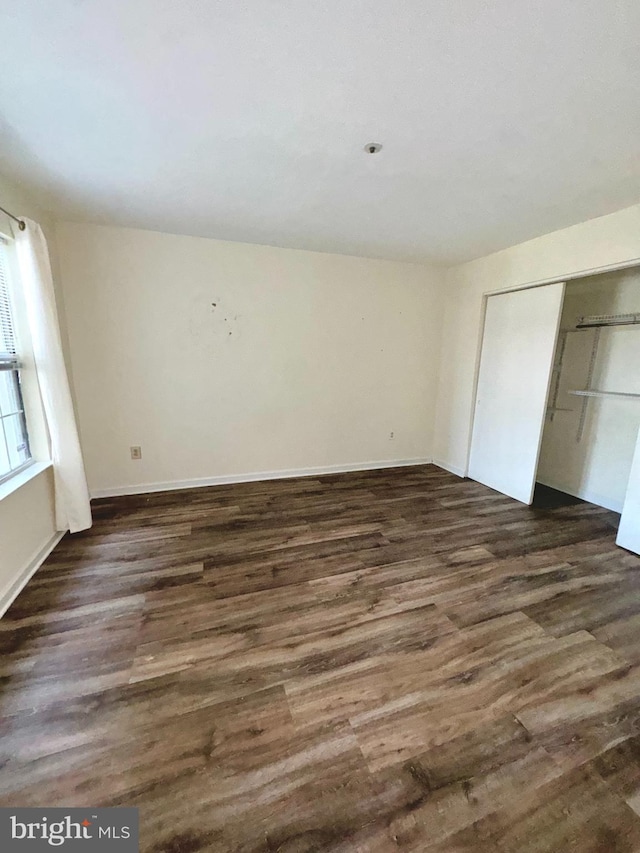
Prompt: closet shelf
<box><xmin>569</xmin><ymin>389</ymin><xmax>640</xmax><ymax>400</ymax></box>
<box><xmin>576</xmin><ymin>313</ymin><xmax>640</xmax><ymax>329</ymax></box>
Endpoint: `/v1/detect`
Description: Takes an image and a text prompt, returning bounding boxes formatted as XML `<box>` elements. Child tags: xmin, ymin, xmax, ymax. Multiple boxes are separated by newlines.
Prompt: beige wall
<box><xmin>0</xmin><ymin>173</ymin><xmax>59</xmax><ymax>608</ymax></box>
<box><xmin>56</xmin><ymin>221</ymin><xmax>446</xmax><ymax>496</ymax></box>
<box><xmin>0</xmin><ymin>469</ymin><xmax>56</xmax><ymax>607</ymax></box>
<box><xmin>433</xmin><ymin>203</ymin><xmax>640</xmax><ymax>476</ymax></box>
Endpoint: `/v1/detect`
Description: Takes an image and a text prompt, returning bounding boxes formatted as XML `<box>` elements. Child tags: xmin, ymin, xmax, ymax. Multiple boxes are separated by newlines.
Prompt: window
<box><xmin>0</xmin><ymin>240</ymin><xmax>31</xmax><ymax>482</ymax></box>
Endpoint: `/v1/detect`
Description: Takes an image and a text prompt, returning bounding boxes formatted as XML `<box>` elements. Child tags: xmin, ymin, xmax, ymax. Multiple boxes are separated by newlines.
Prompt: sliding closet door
<box><xmin>617</xmin><ymin>426</ymin><xmax>640</xmax><ymax>555</ymax></box>
<box><xmin>468</xmin><ymin>282</ymin><xmax>565</xmax><ymax>504</ymax></box>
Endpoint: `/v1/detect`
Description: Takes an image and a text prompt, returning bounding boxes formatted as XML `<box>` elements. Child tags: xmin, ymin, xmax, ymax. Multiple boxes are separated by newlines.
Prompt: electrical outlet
<box><xmin>389</xmin><ymin>431</ymin><xmax>394</xmax><ymax>440</ymax></box>
<box><xmin>130</xmin><ymin>446</ymin><xmax>142</xmax><ymax>460</ymax></box>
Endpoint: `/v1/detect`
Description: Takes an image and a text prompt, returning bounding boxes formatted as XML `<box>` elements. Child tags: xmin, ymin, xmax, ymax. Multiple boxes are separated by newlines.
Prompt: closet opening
<box><xmin>536</xmin><ymin>268</ymin><xmax>640</xmax><ymax>549</ymax></box>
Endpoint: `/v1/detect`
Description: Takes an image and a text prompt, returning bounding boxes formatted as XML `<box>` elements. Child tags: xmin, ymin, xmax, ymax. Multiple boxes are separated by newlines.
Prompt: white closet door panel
<box><xmin>468</xmin><ymin>282</ymin><xmax>565</xmax><ymax>504</ymax></box>
<box><xmin>617</xmin><ymin>426</ymin><xmax>640</xmax><ymax>555</ymax></box>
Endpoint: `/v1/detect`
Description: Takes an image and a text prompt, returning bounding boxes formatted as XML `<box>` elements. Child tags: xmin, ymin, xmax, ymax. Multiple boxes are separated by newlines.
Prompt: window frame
<box><xmin>0</xmin><ymin>236</ymin><xmax>34</xmax><ymax>486</ymax></box>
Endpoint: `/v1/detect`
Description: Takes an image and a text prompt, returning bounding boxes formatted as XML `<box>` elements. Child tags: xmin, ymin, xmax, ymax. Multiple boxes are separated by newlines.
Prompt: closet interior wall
<box><xmin>537</xmin><ymin>269</ymin><xmax>640</xmax><ymax>512</ymax></box>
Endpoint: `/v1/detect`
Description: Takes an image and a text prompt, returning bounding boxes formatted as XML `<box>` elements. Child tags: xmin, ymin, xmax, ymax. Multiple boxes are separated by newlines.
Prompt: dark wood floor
<box><xmin>2</xmin><ymin>465</ymin><xmax>640</xmax><ymax>852</ymax></box>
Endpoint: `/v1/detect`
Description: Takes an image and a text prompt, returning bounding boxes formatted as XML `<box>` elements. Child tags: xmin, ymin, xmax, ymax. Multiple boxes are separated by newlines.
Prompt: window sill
<box><xmin>0</xmin><ymin>460</ymin><xmax>53</xmax><ymax>502</ymax></box>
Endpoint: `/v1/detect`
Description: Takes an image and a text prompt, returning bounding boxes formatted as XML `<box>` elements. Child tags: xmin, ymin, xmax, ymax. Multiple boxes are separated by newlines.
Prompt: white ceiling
<box><xmin>1</xmin><ymin>0</ymin><xmax>639</xmax><ymax>265</ymax></box>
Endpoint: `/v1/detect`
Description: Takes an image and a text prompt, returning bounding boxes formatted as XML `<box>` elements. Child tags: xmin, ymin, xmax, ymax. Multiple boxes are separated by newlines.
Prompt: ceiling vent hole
<box><xmin>364</xmin><ymin>143</ymin><xmax>382</xmax><ymax>154</ymax></box>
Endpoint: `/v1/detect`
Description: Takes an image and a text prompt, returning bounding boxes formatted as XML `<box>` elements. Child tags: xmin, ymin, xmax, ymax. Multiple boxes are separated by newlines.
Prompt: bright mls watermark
<box><xmin>0</xmin><ymin>809</ymin><xmax>138</xmax><ymax>852</ymax></box>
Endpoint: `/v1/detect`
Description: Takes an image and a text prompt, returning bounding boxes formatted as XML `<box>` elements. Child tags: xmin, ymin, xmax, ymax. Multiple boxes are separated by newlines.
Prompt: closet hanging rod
<box><xmin>576</xmin><ymin>313</ymin><xmax>640</xmax><ymax>329</ymax></box>
<box><xmin>569</xmin><ymin>389</ymin><xmax>640</xmax><ymax>400</ymax></box>
<box><xmin>0</xmin><ymin>204</ymin><xmax>25</xmax><ymax>231</ymax></box>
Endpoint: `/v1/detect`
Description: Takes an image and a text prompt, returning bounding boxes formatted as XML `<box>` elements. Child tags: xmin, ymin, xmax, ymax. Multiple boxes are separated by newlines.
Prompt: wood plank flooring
<box><xmin>2</xmin><ymin>464</ymin><xmax>640</xmax><ymax>851</ymax></box>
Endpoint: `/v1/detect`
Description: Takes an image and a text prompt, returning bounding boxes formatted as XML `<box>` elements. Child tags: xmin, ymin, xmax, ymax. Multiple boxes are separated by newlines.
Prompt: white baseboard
<box><xmin>0</xmin><ymin>531</ymin><xmax>65</xmax><ymax>620</ymax></box>
<box><xmin>536</xmin><ymin>478</ymin><xmax>623</xmax><ymax>513</ymax></box>
<box><xmin>90</xmin><ymin>457</ymin><xmax>433</xmax><ymax>499</ymax></box>
<box><xmin>432</xmin><ymin>458</ymin><xmax>467</xmax><ymax>478</ymax></box>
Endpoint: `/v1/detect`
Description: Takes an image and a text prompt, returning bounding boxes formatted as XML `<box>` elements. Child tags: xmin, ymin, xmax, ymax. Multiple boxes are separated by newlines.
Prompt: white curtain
<box><xmin>15</xmin><ymin>218</ymin><xmax>92</xmax><ymax>533</ymax></box>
